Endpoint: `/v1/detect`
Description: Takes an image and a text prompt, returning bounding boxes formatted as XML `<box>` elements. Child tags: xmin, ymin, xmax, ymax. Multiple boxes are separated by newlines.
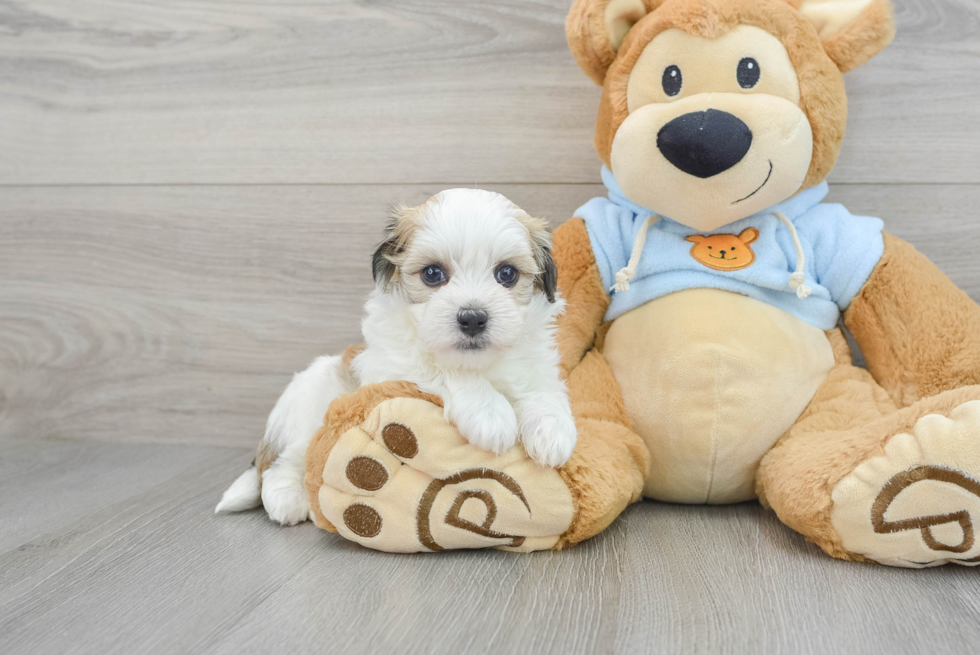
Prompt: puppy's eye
<box><xmin>495</xmin><ymin>265</ymin><xmax>519</xmax><ymax>288</ymax></box>
<box><xmin>662</xmin><ymin>65</ymin><xmax>682</xmax><ymax>97</ymax></box>
<box><xmin>421</xmin><ymin>265</ymin><xmax>446</xmax><ymax>287</ymax></box>
<box><xmin>737</xmin><ymin>57</ymin><xmax>760</xmax><ymax>89</ymax></box>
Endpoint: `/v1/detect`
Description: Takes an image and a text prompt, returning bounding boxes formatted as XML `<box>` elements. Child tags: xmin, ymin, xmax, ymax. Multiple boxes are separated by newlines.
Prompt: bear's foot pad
<box><xmin>311</xmin><ymin>396</ymin><xmax>574</xmax><ymax>553</ymax></box>
<box><xmin>832</xmin><ymin>400</ymin><xmax>980</xmax><ymax>567</ymax></box>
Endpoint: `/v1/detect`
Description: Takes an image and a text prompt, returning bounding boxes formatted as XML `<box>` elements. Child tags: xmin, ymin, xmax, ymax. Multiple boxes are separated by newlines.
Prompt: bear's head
<box><xmin>567</xmin><ymin>0</ymin><xmax>894</xmax><ymax>231</ymax></box>
<box><xmin>685</xmin><ymin>227</ymin><xmax>759</xmax><ymax>270</ymax></box>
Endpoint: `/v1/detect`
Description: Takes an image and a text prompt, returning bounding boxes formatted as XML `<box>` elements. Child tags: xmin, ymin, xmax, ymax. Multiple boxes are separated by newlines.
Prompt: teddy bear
<box><xmin>303</xmin><ymin>0</ymin><xmax>980</xmax><ymax>567</ymax></box>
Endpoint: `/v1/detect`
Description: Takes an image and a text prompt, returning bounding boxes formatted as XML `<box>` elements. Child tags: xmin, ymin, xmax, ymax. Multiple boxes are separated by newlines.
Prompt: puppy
<box><xmin>216</xmin><ymin>189</ymin><xmax>578</xmax><ymax>525</ymax></box>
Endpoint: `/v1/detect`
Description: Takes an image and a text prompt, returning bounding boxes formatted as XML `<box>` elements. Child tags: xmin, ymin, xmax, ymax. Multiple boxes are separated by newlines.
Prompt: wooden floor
<box><xmin>1</xmin><ymin>1</ymin><xmax>978</xmax><ymax>653</ymax></box>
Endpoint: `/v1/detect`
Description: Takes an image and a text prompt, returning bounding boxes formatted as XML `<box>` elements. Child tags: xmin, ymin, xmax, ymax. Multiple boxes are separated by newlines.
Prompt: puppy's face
<box><xmin>372</xmin><ymin>189</ymin><xmax>557</xmax><ymax>369</ymax></box>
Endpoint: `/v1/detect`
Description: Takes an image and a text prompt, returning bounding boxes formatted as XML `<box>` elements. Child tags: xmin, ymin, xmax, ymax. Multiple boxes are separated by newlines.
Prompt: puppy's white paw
<box><xmin>450</xmin><ymin>392</ymin><xmax>519</xmax><ymax>455</ymax></box>
<box><xmin>519</xmin><ymin>403</ymin><xmax>578</xmax><ymax>468</ymax></box>
<box><xmin>261</xmin><ymin>464</ymin><xmax>310</xmax><ymax>526</ymax></box>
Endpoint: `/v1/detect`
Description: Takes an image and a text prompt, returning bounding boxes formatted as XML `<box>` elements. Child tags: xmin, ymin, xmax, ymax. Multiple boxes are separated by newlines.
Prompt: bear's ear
<box><xmin>685</xmin><ymin>235</ymin><xmax>705</xmax><ymax>244</ymax></box>
<box><xmin>566</xmin><ymin>0</ymin><xmax>651</xmax><ymax>84</ymax></box>
<box><xmin>798</xmin><ymin>0</ymin><xmax>895</xmax><ymax>72</ymax></box>
<box><xmin>737</xmin><ymin>227</ymin><xmax>759</xmax><ymax>245</ymax></box>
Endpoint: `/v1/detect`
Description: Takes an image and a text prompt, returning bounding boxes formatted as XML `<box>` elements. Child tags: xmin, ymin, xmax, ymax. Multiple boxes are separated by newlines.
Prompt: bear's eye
<box><xmin>662</xmin><ymin>65</ymin><xmax>682</xmax><ymax>97</ymax></box>
<box><xmin>737</xmin><ymin>57</ymin><xmax>760</xmax><ymax>89</ymax></box>
<box><xmin>707</xmin><ymin>245</ymin><xmax>713</xmax><ymax>250</ymax></box>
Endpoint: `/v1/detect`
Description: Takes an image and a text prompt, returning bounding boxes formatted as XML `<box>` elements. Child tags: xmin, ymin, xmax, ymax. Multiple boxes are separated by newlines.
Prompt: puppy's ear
<box><xmin>371</xmin><ymin>220</ymin><xmax>400</xmax><ymax>291</ymax></box>
<box><xmin>518</xmin><ymin>211</ymin><xmax>559</xmax><ymax>303</ymax></box>
<box><xmin>372</xmin><ymin>203</ymin><xmax>423</xmax><ymax>290</ymax></box>
<box><xmin>537</xmin><ymin>246</ymin><xmax>559</xmax><ymax>304</ymax></box>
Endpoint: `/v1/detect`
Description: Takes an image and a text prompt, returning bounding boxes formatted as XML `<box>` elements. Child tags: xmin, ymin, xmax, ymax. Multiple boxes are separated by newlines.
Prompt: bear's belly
<box><xmin>602</xmin><ymin>288</ymin><xmax>835</xmax><ymax>503</ymax></box>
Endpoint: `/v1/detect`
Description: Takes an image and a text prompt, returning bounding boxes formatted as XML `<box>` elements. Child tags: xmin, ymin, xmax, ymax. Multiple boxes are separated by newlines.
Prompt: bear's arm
<box><xmin>552</xmin><ymin>218</ymin><xmax>610</xmax><ymax>375</ymax></box>
<box><xmin>844</xmin><ymin>232</ymin><xmax>980</xmax><ymax>407</ymax></box>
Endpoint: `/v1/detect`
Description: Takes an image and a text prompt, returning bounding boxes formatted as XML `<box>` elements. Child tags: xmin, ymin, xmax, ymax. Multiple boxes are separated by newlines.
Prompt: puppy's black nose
<box><xmin>657</xmin><ymin>109</ymin><xmax>752</xmax><ymax>178</ymax></box>
<box><xmin>457</xmin><ymin>308</ymin><xmax>488</xmax><ymax>336</ymax></box>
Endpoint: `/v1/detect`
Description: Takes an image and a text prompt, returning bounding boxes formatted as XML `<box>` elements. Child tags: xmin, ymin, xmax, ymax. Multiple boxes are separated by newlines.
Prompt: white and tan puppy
<box><xmin>216</xmin><ymin>189</ymin><xmax>577</xmax><ymax>525</ymax></box>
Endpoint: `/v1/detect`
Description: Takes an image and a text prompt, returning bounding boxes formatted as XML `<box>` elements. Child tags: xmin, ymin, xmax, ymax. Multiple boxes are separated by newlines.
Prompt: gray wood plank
<box><xmin>0</xmin><ymin>440</ymin><xmax>976</xmax><ymax>655</ymax></box>
<box><xmin>608</xmin><ymin>504</ymin><xmax>980</xmax><ymax>654</ymax></box>
<box><xmin>2</xmin><ymin>2</ymin><xmax>977</xmax><ymax>652</ymax></box>
<box><xmin>3</xmin><ymin>183</ymin><xmax>979</xmax><ymax>448</ymax></box>
<box><xmin>0</xmin><ymin>437</ymin><xmax>245</xmax><ymax>551</ymax></box>
<box><xmin>0</xmin><ymin>0</ymin><xmax>976</xmax><ymax>185</ymax></box>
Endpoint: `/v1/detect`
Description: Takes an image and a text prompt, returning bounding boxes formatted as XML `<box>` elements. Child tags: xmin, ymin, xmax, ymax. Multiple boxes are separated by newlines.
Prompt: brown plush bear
<box><xmin>304</xmin><ymin>0</ymin><xmax>980</xmax><ymax>567</ymax></box>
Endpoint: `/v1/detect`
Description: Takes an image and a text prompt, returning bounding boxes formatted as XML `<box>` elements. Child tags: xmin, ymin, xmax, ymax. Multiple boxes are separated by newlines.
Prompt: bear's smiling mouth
<box><xmin>708</xmin><ymin>254</ymin><xmax>737</xmax><ymax>260</ymax></box>
<box><xmin>733</xmin><ymin>160</ymin><xmax>773</xmax><ymax>204</ymax></box>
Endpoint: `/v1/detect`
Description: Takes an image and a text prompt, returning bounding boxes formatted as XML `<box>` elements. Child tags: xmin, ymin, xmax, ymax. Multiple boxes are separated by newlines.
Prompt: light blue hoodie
<box><xmin>576</xmin><ymin>167</ymin><xmax>885</xmax><ymax>330</ymax></box>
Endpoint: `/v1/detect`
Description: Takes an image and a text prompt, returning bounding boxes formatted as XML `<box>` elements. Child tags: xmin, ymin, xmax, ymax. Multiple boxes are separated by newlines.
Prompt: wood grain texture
<box><xmin>3</xmin><ymin>183</ymin><xmax>980</xmax><ymax>448</ymax></box>
<box><xmin>0</xmin><ymin>437</ymin><xmax>242</xmax><ymax>551</ymax></box>
<box><xmin>2</xmin><ymin>2</ymin><xmax>980</xmax><ymax>651</ymax></box>
<box><xmin>0</xmin><ymin>440</ymin><xmax>977</xmax><ymax>655</ymax></box>
<box><xmin>0</xmin><ymin>0</ymin><xmax>976</xmax><ymax>185</ymax></box>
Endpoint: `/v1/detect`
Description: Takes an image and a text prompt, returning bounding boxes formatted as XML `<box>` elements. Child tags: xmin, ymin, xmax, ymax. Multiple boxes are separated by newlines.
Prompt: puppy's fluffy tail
<box><xmin>215</xmin><ymin>466</ymin><xmax>262</xmax><ymax>513</ymax></box>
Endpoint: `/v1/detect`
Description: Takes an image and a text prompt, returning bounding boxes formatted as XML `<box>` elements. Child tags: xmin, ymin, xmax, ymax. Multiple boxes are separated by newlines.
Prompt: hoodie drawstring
<box><xmin>772</xmin><ymin>211</ymin><xmax>812</xmax><ymax>299</ymax></box>
<box><xmin>611</xmin><ymin>214</ymin><xmax>660</xmax><ymax>293</ymax></box>
<box><xmin>610</xmin><ymin>210</ymin><xmax>812</xmax><ymax>300</ymax></box>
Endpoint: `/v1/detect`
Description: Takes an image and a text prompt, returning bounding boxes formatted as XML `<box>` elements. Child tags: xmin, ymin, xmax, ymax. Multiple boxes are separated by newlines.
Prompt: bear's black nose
<box><xmin>657</xmin><ymin>110</ymin><xmax>752</xmax><ymax>178</ymax></box>
<box><xmin>457</xmin><ymin>308</ymin><xmax>488</xmax><ymax>336</ymax></box>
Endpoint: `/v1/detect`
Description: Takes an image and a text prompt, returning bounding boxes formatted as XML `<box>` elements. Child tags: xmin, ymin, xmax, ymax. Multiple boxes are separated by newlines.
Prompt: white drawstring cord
<box><xmin>772</xmin><ymin>211</ymin><xmax>812</xmax><ymax>299</ymax></box>
<box><xmin>611</xmin><ymin>210</ymin><xmax>811</xmax><ymax>299</ymax></box>
<box><xmin>610</xmin><ymin>214</ymin><xmax>660</xmax><ymax>293</ymax></box>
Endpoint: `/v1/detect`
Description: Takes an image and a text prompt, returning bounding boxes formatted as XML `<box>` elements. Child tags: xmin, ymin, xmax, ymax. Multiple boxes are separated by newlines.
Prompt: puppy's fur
<box><xmin>216</xmin><ymin>189</ymin><xmax>577</xmax><ymax>525</ymax></box>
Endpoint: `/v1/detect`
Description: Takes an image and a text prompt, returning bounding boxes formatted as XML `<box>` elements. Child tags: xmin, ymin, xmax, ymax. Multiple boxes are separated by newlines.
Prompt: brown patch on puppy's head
<box><xmin>372</xmin><ymin>202</ymin><xmax>429</xmax><ymax>291</ymax></box>
<box><xmin>515</xmin><ymin>212</ymin><xmax>559</xmax><ymax>303</ymax></box>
